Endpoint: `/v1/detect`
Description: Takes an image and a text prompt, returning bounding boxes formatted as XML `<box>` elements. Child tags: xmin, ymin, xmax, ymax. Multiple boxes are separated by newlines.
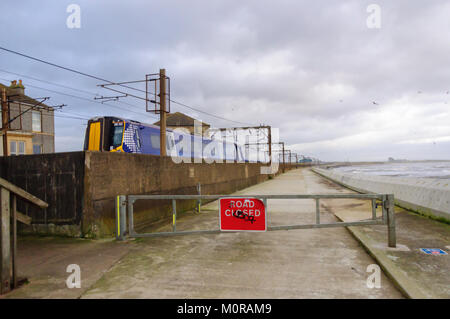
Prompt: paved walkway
<box><xmin>1</xmin><ymin>237</ymin><xmax>130</xmax><ymax>299</ymax></box>
<box><xmin>2</xmin><ymin>168</ymin><xmax>409</xmax><ymax>299</ymax></box>
<box><xmin>81</xmin><ymin>168</ymin><xmax>402</xmax><ymax>298</ymax></box>
<box><xmin>324</xmin><ymin>190</ymin><xmax>450</xmax><ymax>298</ymax></box>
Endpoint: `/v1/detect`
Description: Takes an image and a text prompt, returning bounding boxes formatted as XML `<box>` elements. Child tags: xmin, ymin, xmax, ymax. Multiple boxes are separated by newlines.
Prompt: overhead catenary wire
<box><xmin>0</xmin><ymin>46</ymin><xmax>146</xmax><ymax>95</ymax></box>
<box><xmin>0</xmin><ymin>68</ymin><xmax>100</xmax><ymax>97</ymax></box>
<box><xmin>0</xmin><ymin>76</ymin><xmax>159</xmax><ymax>120</ymax></box>
<box><xmin>0</xmin><ymin>46</ymin><xmax>258</xmax><ymax>127</ymax></box>
<box><xmin>0</xmin><ymin>72</ymin><xmax>160</xmax><ymax>122</ymax></box>
<box><xmin>169</xmin><ymin>99</ymin><xmax>255</xmax><ymax>126</ymax></box>
<box><xmin>1</xmin><ymin>65</ymin><xmax>245</xmax><ymax>125</ymax></box>
<box><xmin>5</xmin><ymin>96</ymin><xmax>91</xmax><ymax>122</ymax></box>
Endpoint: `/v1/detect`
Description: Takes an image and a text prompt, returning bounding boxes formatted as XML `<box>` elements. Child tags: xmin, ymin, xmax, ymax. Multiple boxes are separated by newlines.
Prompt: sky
<box><xmin>0</xmin><ymin>0</ymin><xmax>449</xmax><ymax>162</ymax></box>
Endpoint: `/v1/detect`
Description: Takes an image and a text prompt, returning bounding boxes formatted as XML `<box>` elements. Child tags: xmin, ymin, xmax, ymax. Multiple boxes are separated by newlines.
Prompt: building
<box><xmin>153</xmin><ymin>112</ymin><xmax>210</xmax><ymax>136</ymax></box>
<box><xmin>0</xmin><ymin>80</ymin><xmax>55</xmax><ymax>156</ymax></box>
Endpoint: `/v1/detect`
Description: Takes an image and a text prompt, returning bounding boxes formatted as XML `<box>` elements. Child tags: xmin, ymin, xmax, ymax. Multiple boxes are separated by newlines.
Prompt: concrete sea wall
<box><xmin>313</xmin><ymin>167</ymin><xmax>450</xmax><ymax>221</ymax></box>
<box><xmin>83</xmin><ymin>152</ymin><xmax>282</xmax><ymax>237</ymax></box>
<box><xmin>1</xmin><ymin>151</ymin><xmax>296</xmax><ymax>238</ymax></box>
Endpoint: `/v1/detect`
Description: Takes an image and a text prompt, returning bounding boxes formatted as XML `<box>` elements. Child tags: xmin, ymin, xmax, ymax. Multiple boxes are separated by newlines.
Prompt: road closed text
<box><xmin>224</xmin><ymin>199</ymin><xmax>262</xmax><ymax>218</ymax></box>
<box><xmin>219</xmin><ymin>198</ymin><xmax>267</xmax><ymax>231</ymax></box>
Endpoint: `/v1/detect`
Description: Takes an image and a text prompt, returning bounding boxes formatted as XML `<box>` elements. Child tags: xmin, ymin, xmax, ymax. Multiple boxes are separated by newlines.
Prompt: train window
<box><xmin>135</xmin><ymin>129</ymin><xmax>142</xmax><ymax>149</ymax></box>
<box><xmin>111</xmin><ymin>124</ymin><xmax>124</xmax><ymax>147</ymax></box>
<box><xmin>150</xmin><ymin>133</ymin><xmax>160</xmax><ymax>148</ymax></box>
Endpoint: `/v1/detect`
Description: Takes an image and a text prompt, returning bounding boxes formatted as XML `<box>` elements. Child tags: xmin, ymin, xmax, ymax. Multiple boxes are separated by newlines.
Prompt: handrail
<box><xmin>1</xmin><ymin>176</ymin><xmax>48</xmax><ymax>294</ymax></box>
<box><xmin>129</xmin><ymin>193</ymin><xmax>383</xmax><ymax>200</ymax></box>
<box><xmin>0</xmin><ymin>176</ymin><xmax>48</xmax><ymax>208</ymax></box>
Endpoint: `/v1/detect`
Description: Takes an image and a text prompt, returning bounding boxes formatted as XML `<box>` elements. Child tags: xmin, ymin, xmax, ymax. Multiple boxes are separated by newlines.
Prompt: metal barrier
<box><xmin>116</xmin><ymin>193</ymin><xmax>396</xmax><ymax>247</ymax></box>
<box><xmin>1</xmin><ymin>177</ymin><xmax>48</xmax><ymax>294</ymax></box>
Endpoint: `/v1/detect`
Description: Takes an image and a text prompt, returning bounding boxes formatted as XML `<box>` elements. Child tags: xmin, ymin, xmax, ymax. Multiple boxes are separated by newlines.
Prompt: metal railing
<box><xmin>1</xmin><ymin>177</ymin><xmax>48</xmax><ymax>294</ymax></box>
<box><xmin>116</xmin><ymin>193</ymin><xmax>396</xmax><ymax>247</ymax></box>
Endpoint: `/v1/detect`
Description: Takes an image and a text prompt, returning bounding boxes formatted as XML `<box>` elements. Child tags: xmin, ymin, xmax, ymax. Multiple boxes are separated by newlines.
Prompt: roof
<box><xmin>0</xmin><ymin>82</ymin><xmax>52</xmax><ymax>110</ymax></box>
<box><xmin>153</xmin><ymin>112</ymin><xmax>210</xmax><ymax>127</ymax></box>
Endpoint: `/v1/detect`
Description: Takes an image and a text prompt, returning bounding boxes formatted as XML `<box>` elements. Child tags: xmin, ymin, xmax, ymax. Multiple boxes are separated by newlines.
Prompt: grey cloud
<box><xmin>0</xmin><ymin>0</ymin><xmax>449</xmax><ymax>160</ymax></box>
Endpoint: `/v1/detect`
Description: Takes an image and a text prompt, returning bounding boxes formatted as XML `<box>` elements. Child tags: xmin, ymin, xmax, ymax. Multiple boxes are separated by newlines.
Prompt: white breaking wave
<box><xmin>334</xmin><ymin>161</ymin><xmax>450</xmax><ymax>179</ymax></box>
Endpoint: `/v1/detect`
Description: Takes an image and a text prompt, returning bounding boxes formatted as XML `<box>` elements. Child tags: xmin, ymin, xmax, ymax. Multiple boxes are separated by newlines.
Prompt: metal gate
<box><xmin>116</xmin><ymin>193</ymin><xmax>396</xmax><ymax>247</ymax></box>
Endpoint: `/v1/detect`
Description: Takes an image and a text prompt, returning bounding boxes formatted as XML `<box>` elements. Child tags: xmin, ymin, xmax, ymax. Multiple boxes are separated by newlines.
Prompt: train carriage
<box><xmin>83</xmin><ymin>116</ymin><xmax>246</xmax><ymax>162</ymax></box>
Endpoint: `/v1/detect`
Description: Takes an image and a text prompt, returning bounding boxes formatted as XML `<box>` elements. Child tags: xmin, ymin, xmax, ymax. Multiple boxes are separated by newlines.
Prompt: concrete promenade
<box><xmin>82</xmin><ymin>168</ymin><xmax>402</xmax><ymax>298</ymax></box>
<box><xmin>2</xmin><ymin>168</ymin><xmax>413</xmax><ymax>299</ymax></box>
<box><xmin>313</xmin><ymin>168</ymin><xmax>450</xmax><ymax>298</ymax></box>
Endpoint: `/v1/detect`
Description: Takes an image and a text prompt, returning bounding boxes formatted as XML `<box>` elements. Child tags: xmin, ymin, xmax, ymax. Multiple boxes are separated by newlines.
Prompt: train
<box><xmin>83</xmin><ymin>116</ymin><xmax>248</xmax><ymax>162</ymax></box>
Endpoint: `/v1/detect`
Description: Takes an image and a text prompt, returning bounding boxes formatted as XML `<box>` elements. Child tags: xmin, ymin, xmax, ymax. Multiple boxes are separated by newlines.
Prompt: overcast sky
<box><xmin>1</xmin><ymin>0</ymin><xmax>449</xmax><ymax>161</ymax></box>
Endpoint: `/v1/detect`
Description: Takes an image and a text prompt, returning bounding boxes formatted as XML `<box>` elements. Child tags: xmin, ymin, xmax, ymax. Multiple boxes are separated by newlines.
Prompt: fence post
<box><xmin>381</xmin><ymin>195</ymin><xmax>387</xmax><ymax>223</ymax></box>
<box><xmin>172</xmin><ymin>199</ymin><xmax>177</xmax><ymax>232</ymax></box>
<box><xmin>12</xmin><ymin>195</ymin><xmax>17</xmax><ymax>289</ymax></box>
<box><xmin>371</xmin><ymin>199</ymin><xmax>377</xmax><ymax>220</ymax></box>
<box><xmin>0</xmin><ymin>187</ymin><xmax>11</xmax><ymax>294</ymax></box>
<box><xmin>116</xmin><ymin>195</ymin><xmax>127</xmax><ymax>241</ymax></box>
<box><xmin>196</xmin><ymin>183</ymin><xmax>201</xmax><ymax>213</ymax></box>
<box><xmin>315</xmin><ymin>198</ymin><xmax>320</xmax><ymax>224</ymax></box>
<box><xmin>263</xmin><ymin>198</ymin><xmax>268</xmax><ymax>227</ymax></box>
<box><xmin>386</xmin><ymin>194</ymin><xmax>396</xmax><ymax>248</ymax></box>
<box><xmin>128</xmin><ymin>197</ymin><xmax>135</xmax><ymax>236</ymax></box>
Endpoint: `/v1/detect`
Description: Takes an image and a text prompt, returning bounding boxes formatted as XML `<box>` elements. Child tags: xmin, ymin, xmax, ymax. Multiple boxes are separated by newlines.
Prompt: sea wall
<box><xmin>83</xmin><ymin>151</ymin><xmax>284</xmax><ymax>237</ymax></box>
<box><xmin>313</xmin><ymin>167</ymin><xmax>450</xmax><ymax>221</ymax></box>
<box><xmin>1</xmin><ymin>151</ymin><xmax>295</xmax><ymax>238</ymax></box>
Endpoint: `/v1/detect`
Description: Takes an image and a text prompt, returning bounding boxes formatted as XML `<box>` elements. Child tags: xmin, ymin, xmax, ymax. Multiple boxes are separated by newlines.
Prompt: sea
<box><xmin>333</xmin><ymin>161</ymin><xmax>450</xmax><ymax>179</ymax></box>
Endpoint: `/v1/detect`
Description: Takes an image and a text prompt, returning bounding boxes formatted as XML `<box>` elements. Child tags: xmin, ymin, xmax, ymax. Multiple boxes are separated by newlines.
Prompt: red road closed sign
<box><xmin>219</xmin><ymin>197</ymin><xmax>266</xmax><ymax>232</ymax></box>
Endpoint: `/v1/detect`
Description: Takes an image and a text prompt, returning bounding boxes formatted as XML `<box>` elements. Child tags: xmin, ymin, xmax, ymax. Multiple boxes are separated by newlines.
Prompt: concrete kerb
<box><xmin>334</xmin><ymin>216</ymin><xmax>428</xmax><ymax>299</ymax></box>
<box><xmin>311</xmin><ymin>168</ymin><xmax>428</xmax><ymax>299</ymax></box>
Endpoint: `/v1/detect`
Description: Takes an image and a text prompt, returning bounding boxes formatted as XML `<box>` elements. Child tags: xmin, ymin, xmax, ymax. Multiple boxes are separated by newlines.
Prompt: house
<box><xmin>153</xmin><ymin>111</ymin><xmax>211</xmax><ymax>136</ymax></box>
<box><xmin>0</xmin><ymin>80</ymin><xmax>55</xmax><ymax>156</ymax></box>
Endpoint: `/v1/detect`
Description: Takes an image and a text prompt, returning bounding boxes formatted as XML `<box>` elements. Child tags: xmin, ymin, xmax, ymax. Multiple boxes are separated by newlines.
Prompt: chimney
<box><xmin>8</xmin><ymin>79</ymin><xmax>25</xmax><ymax>96</ymax></box>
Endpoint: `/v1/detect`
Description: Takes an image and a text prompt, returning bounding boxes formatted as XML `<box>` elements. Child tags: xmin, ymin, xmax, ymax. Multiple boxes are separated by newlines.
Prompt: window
<box><xmin>134</xmin><ymin>129</ymin><xmax>142</xmax><ymax>149</ymax></box>
<box><xmin>111</xmin><ymin>124</ymin><xmax>124</xmax><ymax>148</ymax></box>
<box><xmin>18</xmin><ymin>141</ymin><xmax>25</xmax><ymax>154</ymax></box>
<box><xmin>150</xmin><ymin>133</ymin><xmax>160</xmax><ymax>149</ymax></box>
<box><xmin>10</xmin><ymin>141</ymin><xmax>16</xmax><ymax>155</ymax></box>
<box><xmin>33</xmin><ymin>144</ymin><xmax>42</xmax><ymax>154</ymax></box>
<box><xmin>10</xmin><ymin>141</ymin><xmax>26</xmax><ymax>155</ymax></box>
<box><xmin>32</xmin><ymin>111</ymin><xmax>42</xmax><ymax>132</ymax></box>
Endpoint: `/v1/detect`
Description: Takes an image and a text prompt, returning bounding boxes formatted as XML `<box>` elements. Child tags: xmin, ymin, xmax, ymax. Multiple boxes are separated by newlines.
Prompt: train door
<box><xmin>87</xmin><ymin>119</ymin><xmax>103</xmax><ymax>151</ymax></box>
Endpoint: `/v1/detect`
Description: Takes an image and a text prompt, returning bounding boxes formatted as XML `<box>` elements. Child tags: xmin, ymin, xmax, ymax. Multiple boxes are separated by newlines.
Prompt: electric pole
<box><xmin>159</xmin><ymin>69</ymin><xmax>167</xmax><ymax>156</ymax></box>
<box><xmin>268</xmin><ymin>126</ymin><xmax>272</xmax><ymax>166</ymax></box>
<box><xmin>1</xmin><ymin>88</ymin><xmax>8</xmax><ymax>156</ymax></box>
